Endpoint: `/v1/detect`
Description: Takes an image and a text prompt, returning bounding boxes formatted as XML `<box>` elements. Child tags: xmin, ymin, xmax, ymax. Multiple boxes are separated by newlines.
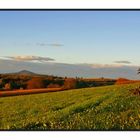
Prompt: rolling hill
<box><xmin>16</xmin><ymin>70</ymin><xmax>37</xmax><ymax>75</ymax></box>
<box><xmin>0</xmin><ymin>83</ymin><xmax>140</xmax><ymax>130</ymax></box>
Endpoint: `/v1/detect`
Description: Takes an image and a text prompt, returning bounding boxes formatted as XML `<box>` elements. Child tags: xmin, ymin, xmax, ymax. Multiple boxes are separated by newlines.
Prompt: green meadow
<box><xmin>1</xmin><ymin>83</ymin><xmax>140</xmax><ymax>130</ymax></box>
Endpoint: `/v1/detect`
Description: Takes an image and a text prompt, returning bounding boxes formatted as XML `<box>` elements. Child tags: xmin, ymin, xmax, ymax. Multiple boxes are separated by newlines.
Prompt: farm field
<box><xmin>1</xmin><ymin>83</ymin><xmax>140</xmax><ymax>130</ymax></box>
<box><xmin>0</xmin><ymin>88</ymin><xmax>62</xmax><ymax>97</ymax></box>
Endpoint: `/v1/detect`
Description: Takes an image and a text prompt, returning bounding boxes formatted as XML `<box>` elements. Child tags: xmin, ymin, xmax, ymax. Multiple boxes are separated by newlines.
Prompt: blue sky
<box><xmin>0</xmin><ymin>11</ymin><xmax>140</xmax><ymax>65</ymax></box>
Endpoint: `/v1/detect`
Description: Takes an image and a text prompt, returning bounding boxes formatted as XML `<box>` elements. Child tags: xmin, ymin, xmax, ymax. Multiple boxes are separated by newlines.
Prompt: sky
<box><xmin>0</xmin><ymin>11</ymin><xmax>140</xmax><ymax>79</ymax></box>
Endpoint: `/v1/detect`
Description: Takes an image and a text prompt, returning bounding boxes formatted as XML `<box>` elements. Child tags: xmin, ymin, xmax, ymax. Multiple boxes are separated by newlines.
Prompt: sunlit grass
<box><xmin>0</xmin><ymin>83</ymin><xmax>140</xmax><ymax>130</ymax></box>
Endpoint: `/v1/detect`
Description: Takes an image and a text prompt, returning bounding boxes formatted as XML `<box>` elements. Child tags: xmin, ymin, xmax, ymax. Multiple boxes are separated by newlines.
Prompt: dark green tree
<box><xmin>138</xmin><ymin>68</ymin><xmax>140</xmax><ymax>74</ymax></box>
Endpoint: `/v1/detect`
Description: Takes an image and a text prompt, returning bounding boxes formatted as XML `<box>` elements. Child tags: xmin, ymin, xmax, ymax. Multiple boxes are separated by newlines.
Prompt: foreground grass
<box><xmin>0</xmin><ymin>83</ymin><xmax>140</xmax><ymax>130</ymax></box>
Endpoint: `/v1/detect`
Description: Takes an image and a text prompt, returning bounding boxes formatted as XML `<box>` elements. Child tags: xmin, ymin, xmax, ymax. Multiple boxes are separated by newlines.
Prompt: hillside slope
<box><xmin>0</xmin><ymin>83</ymin><xmax>140</xmax><ymax>130</ymax></box>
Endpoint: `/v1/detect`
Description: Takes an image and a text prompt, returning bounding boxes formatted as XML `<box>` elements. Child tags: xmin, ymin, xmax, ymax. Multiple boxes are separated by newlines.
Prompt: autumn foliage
<box><xmin>63</xmin><ymin>78</ymin><xmax>77</xmax><ymax>89</ymax></box>
<box><xmin>0</xmin><ymin>72</ymin><xmax>116</xmax><ymax>91</ymax></box>
<box><xmin>27</xmin><ymin>77</ymin><xmax>46</xmax><ymax>89</ymax></box>
<box><xmin>47</xmin><ymin>83</ymin><xmax>60</xmax><ymax>88</ymax></box>
<box><xmin>115</xmin><ymin>78</ymin><xmax>139</xmax><ymax>85</ymax></box>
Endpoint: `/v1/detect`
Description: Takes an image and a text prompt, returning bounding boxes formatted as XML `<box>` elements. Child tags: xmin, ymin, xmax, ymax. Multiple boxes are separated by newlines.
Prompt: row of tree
<box><xmin>0</xmin><ymin>74</ymin><xmax>116</xmax><ymax>91</ymax></box>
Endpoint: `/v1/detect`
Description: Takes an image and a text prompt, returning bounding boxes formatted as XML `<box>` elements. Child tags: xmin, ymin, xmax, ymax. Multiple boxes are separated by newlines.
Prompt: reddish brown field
<box><xmin>0</xmin><ymin>88</ymin><xmax>62</xmax><ymax>97</ymax></box>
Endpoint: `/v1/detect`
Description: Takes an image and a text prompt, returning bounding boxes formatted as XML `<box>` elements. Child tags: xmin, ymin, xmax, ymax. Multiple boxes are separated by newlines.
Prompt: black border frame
<box><xmin>0</xmin><ymin>9</ymin><xmax>140</xmax><ymax>11</ymax></box>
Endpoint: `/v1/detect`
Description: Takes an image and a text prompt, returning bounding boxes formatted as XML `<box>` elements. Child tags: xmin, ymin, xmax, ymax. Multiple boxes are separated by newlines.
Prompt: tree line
<box><xmin>0</xmin><ymin>74</ymin><xmax>116</xmax><ymax>91</ymax></box>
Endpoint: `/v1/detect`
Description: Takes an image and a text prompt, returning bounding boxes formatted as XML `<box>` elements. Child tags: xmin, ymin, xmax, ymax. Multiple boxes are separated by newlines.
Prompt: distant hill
<box><xmin>0</xmin><ymin>59</ymin><xmax>139</xmax><ymax>79</ymax></box>
<box><xmin>16</xmin><ymin>70</ymin><xmax>37</xmax><ymax>75</ymax></box>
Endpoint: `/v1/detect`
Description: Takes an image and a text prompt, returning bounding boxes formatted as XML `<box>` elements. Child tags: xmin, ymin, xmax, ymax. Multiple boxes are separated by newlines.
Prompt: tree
<box><xmin>47</xmin><ymin>83</ymin><xmax>60</xmax><ymax>88</ymax></box>
<box><xmin>27</xmin><ymin>77</ymin><xmax>45</xmax><ymax>89</ymax></box>
<box><xmin>0</xmin><ymin>79</ymin><xmax>3</xmax><ymax>89</ymax></box>
<box><xmin>138</xmin><ymin>68</ymin><xmax>140</xmax><ymax>74</ymax></box>
<box><xmin>10</xmin><ymin>81</ymin><xmax>20</xmax><ymax>89</ymax></box>
<box><xmin>4</xmin><ymin>83</ymin><xmax>11</xmax><ymax>90</ymax></box>
<box><xmin>76</xmin><ymin>80</ymin><xmax>88</xmax><ymax>88</ymax></box>
<box><xmin>63</xmin><ymin>78</ymin><xmax>77</xmax><ymax>89</ymax></box>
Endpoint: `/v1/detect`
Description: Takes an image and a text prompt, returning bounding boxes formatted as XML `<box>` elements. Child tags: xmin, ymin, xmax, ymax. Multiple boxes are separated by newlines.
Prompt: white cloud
<box><xmin>114</xmin><ymin>61</ymin><xmax>131</xmax><ymax>64</ymax></box>
<box><xmin>77</xmin><ymin>63</ymin><xmax>124</xmax><ymax>68</ymax></box>
<box><xmin>36</xmin><ymin>42</ymin><xmax>64</xmax><ymax>47</ymax></box>
<box><xmin>2</xmin><ymin>55</ymin><xmax>55</xmax><ymax>62</ymax></box>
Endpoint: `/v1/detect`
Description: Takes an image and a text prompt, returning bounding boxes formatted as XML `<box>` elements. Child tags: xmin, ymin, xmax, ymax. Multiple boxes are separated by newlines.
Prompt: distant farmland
<box><xmin>0</xmin><ymin>88</ymin><xmax>62</xmax><ymax>97</ymax></box>
<box><xmin>1</xmin><ymin>82</ymin><xmax>140</xmax><ymax>130</ymax></box>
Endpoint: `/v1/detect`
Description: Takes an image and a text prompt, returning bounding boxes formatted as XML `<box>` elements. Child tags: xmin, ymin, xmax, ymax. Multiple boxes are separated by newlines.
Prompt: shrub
<box><xmin>130</xmin><ymin>86</ymin><xmax>140</xmax><ymax>95</ymax></box>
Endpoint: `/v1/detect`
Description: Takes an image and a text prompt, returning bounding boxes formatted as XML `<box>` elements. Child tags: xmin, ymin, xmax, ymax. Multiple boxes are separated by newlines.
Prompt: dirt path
<box><xmin>0</xmin><ymin>88</ymin><xmax>63</xmax><ymax>97</ymax></box>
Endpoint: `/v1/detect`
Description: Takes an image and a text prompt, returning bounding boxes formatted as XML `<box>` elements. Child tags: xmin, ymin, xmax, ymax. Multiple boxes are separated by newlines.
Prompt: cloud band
<box><xmin>2</xmin><ymin>56</ymin><xmax>55</xmax><ymax>62</ymax></box>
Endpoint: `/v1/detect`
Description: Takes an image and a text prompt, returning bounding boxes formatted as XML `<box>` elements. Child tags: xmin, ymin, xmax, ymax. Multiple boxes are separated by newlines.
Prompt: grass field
<box><xmin>1</xmin><ymin>83</ymin><xmax>140</xmax><ymax>130</ymax></box>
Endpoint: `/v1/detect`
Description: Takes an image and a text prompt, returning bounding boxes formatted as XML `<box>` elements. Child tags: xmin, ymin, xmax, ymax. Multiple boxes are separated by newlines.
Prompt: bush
<box><xmin>130</xmin><ymin>87</ymin><xmax>140</xmax><ymax>95</ymax></box>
